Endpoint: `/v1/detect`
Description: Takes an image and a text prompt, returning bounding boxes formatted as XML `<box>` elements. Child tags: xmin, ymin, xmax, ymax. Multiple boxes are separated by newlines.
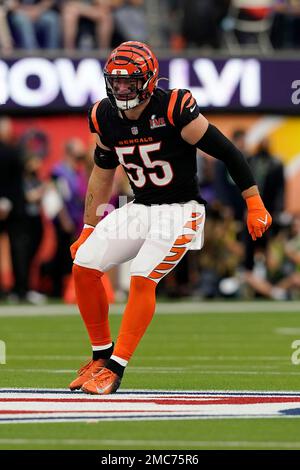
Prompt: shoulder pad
<box><xmin>88</xmin><ymin>98</ymin><xmax>110</xmax><ymax>135</ymax></box>
<box><xmin>166</xmin><ymin>89</ymin><xmax>199</xmax><ymax>129</ymax></box>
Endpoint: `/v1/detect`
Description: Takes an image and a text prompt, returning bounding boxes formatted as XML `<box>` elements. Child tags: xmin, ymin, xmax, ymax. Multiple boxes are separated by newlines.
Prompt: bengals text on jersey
<box><xmin>88</xmin><ymin>87</ymin><xmax>206</xmax><ymax>206</ymax></box>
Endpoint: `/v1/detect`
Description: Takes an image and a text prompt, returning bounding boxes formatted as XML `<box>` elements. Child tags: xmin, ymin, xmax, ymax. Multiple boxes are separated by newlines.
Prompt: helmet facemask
<box><xmin>104</xmin><ymin>72</ymin><xmax>153</xmax><ymax>111</ymax></box>
<box><xmin>103</xmin><ymin>41</ymin><xmax>159</xmax><ymax>111</ymax></box>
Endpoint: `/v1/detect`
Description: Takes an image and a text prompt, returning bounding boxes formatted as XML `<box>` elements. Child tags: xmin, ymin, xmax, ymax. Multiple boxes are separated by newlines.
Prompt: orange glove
<box><xmin>70</xmin><ymin>225</ymin><xmax>94</xmax><ymax>259</ymax></box>
<box><xmin>246</xmin><ymin>194</ymin><xmax>272</xmax><ymax>241</ymax></box>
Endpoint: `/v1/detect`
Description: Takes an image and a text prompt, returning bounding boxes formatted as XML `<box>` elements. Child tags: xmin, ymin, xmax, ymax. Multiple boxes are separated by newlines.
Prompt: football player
<box><xmin>69</xmin><ymin>41</ymin><xmax>271</xmax><ymax>394</ymax></box>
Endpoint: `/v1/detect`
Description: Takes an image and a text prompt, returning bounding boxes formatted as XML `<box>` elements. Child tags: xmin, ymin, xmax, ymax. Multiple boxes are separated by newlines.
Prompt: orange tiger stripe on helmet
<box><xmin>107</xmin><ymin>42</ymin><xmax>156</xmax><ymax>75</ymax></box>
<box><xmin>104</xmin><ymin>42</ymin><xmax>159</xmax><ymax>110</ymax></box>
<box><xmin>122</xmin><ymin>41</ymin><xmax>152</xmax><ymax>52</ymax></box>
<box><xmin>120</xmin><ymin>42</ymin><xmax>153</xmax><ymax>62</ymax></box>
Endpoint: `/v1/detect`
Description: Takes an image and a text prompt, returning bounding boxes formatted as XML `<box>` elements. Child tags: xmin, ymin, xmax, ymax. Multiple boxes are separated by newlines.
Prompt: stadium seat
<box><xmin>222</xmin><ymin>0</ymin><xmax>274</xmax><ymax>53</ymax></box>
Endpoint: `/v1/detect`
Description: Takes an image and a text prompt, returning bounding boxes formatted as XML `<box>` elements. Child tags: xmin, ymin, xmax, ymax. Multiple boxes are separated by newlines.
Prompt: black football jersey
<box><xmin>88</xmin><ymin>87</ymin><xmax>206</xmax><ymax>205</ymax></box>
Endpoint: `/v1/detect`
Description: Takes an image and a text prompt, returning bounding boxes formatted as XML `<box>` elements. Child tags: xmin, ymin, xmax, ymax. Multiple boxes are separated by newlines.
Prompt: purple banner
<box><xmin>0</xmin><ymin>57</ymin><xmax>299</xmax><ymax>112</ymax></box>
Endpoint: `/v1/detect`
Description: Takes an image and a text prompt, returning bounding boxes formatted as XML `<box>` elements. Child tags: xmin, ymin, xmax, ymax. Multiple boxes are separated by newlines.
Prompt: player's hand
<box><xmin>70</xmin><ymin>225</ymin><xmax>94</xmax><ymax>259</ymax></box>
<box><xmin>246</xmin><ymin>194</ymin><xmax>272</xmax><ymax>241</ymax></box>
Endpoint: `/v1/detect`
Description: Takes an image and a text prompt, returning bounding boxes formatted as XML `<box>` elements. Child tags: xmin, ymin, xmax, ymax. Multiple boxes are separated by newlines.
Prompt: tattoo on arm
<box><xmin>84</xmin><ymin>193</ymin><xmax>94</xmax><ymax>219</ymax></box>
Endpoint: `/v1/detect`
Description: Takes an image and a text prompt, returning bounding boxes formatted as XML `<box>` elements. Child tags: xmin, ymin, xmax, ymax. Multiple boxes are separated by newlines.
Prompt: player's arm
<box><xmin>70</xmin><ymin>135</ymin><xmax>118</xmax><ymax>259</ymax></box>
<box><xmin>181</xmin><ymin>114</ymin><xmax>272</xmax><ymax>240</ymax></box>
<box><xmin>84</xmin><ymin>168</ymin><xmax>115</xmax><ymax>227</ymax></box>
<box><xmin>83</xmin><ymin>134</ymin><xmax>117</xmax><ymax>227</ymax></box>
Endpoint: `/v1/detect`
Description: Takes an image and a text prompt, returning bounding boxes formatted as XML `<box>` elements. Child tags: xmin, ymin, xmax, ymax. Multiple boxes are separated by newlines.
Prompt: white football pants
<box><xmin>74</xmin><ymin>201</ymin><xmax>205</xmax><ymax>282</ymax></box>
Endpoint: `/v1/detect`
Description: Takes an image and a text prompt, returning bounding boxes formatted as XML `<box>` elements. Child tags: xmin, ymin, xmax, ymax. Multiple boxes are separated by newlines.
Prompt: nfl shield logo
<box><xmin>131</xmin><ymin>126</ymin><xmax>138</xmax><ymax>135</ymax></box>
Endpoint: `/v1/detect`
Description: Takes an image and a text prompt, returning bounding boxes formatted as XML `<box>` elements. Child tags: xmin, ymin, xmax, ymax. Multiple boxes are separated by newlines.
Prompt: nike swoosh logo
<box><xmin>92</xmin><ymin>372</ymin><xmax>101</xmax><ymax>377</ymax></box>
<box><xmin>257</xmin><ymin>215</ymin><xmax>268</xmax><ymax>226</ymax></box>
<box><xmin>96</xmin><ymin>382</ymin><xmax>112</xmax><ymax>394</ymax></box>
<box><xmin>190</xmin><ymin>104</ymin><xmax>197</xmax><ymax>113</ymax></box>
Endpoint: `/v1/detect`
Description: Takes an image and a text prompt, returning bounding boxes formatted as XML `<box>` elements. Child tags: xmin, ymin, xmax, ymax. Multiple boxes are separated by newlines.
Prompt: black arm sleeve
<box><xmin>94</xmin><ymin>145</ymin><xmax>119</xmax><ymax>170</ymax></box>
<box><xmin>196</xmin><ymin>124</ymin><xmax>256</xmax><ymax>192</ymax></box>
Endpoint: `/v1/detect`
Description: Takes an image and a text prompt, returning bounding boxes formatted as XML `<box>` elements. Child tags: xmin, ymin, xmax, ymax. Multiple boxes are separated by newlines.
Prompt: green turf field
<box><xmin>0</xmin><ymin>303</ymin><xmax>300</xmax><ymax>450</ymax></box>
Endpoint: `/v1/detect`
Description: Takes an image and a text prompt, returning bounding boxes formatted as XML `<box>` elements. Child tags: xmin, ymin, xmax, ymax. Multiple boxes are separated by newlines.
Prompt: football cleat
<box><xmin>69</xmin><ymin>359</ymin><xmax>107</xmax><ymax>391</ymax></box>
<box><xmin>81</xmin><ymin>367</ymin><xmax>121</xmax><ymax>395</ymax></box>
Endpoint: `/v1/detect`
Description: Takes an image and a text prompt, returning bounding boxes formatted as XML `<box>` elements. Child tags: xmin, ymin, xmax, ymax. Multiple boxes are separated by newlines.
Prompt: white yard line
<box><xmin>5</xmin><ymin>354</ymin><xmax>290</xmax><ymax>362</ymax></box>
<box><xmin>1</xmin><ymin>387</ymin><xmax>300</xmax><ymax>394</ymax></box>
<box><xmin>2</xmin><ymin>367</ymin><xmax>300</xmax><ymax>375</ymax></box>
<box><xmin>2</xmin><ymin>368</ymin><xmax>75</xmax><ymax>374</ymax></box>
<box><xmin>0</xmin><ymin>438</ymin><xmax>299</xmax><ymax>449</ymax></box>
<box><xmin>0</xmin><ymin>301</ymin><xmax>300</xmax><ymax>317</ymax></box>
<box><xmin>275</xmin><ymin>328</ymin><xmax>300</xmax><ymax>335</ymax></box>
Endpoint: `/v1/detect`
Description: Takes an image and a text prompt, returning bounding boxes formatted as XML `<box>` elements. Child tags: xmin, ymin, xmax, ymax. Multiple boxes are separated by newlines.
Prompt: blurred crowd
<box><xmin>0</xmin><ymin>116</ymin><xmax>299</xmax><ymax>304</ymax></box>
<box><xmin>0</xmin><ymin>0</ymin><xmax>300</xmax><ymax>54</ymax></box>
<box><xmin>160</xmin><ymin>128</ymin><xmax>300</xmax><ymax>301</ymax></box>
<box><xmin>0</xmin><ymin>0</ymin><xmax>147</xmax><ymax>54</ymax></box>
<box><xmin>0</xmin><ymin>116</ymin><xmax>128</xmax><ymax>304</ymax></box>
<box><xmin>165</xmin><ymin>0</ymin><xmax>300</xmax><ymax>51</ymax></box>
<box><xmin>0</xmin><ymin>118</ymin><xmax>86</xmax><ymax>303</ymax></box>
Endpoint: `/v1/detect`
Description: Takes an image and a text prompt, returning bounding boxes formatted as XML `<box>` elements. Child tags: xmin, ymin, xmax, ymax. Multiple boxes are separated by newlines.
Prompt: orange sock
<box><xmin>113</xmin><ymin>276</ymin><xmax>157</xmax><ymax>362</ymax></box>
<box><xmin>73</xmin><ymin>264</ymin><xmax>111</xmax><ymax>346</ymax></box>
